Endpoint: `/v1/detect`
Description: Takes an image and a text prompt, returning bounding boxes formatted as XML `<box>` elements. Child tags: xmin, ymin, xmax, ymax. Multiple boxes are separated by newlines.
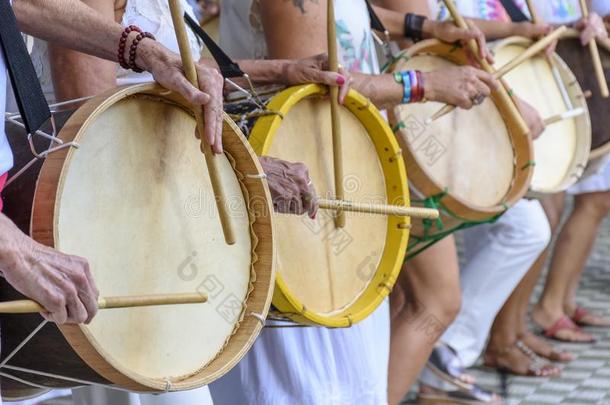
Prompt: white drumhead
<box><xmin>393</xmin><ymin>55</ymin><xmax>515</xmax><ymax>208</ymax></box>
<box><xmin>267</xmin><ymin>97</ymin><xmax>387</xmax><ymax>315</ymax></box>
<box><xmin>55</xmin><ymin>96</ymin><xmax>253</xmax><ymax>381</ymax></box>
<box><xmin>493</xmin><ymin>39</ymin><xmax>590</xmax><ymax>193</ymax></box>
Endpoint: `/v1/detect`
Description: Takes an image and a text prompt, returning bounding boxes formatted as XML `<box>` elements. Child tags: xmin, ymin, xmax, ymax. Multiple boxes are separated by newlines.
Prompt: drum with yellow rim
<box><xmin>387</xmin><ymin>40</ymin><xmax>534</xmax><ymax>258</ymax></box>
<box><xmin>491</xmin><ymin>36</ymin><xmax>591</xmax><ymax>194</ymax></box>
<box><xmin>230</xmin><ymin>84</ymin><xmax>410</xmax><ymax>327</ymax></box>
<box><xmin>0</xmin><ymin>83</ymin><xmax>274</xmax><ymax>398</ymax></box>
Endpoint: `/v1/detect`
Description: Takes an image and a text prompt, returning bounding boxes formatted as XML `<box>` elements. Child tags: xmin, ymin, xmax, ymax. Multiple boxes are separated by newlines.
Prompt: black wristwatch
<box><xmin>404</xmin><ymin>13</ymin><xmax>427</xmax><ymax>42</ymax></box>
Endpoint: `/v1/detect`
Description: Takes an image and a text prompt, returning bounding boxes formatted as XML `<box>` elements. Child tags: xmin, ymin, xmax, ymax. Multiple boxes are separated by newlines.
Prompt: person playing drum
<box><xmin>0</xmin><ymin>0</ymin><xmax>232</xmax><ymax>328</ymax></box>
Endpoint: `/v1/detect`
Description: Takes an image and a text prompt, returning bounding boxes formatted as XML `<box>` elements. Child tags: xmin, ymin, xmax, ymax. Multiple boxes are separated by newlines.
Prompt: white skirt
<box><xmin>568</xmin><ymin>155</ymin><xmax>610</xmax><ymax>195</ymax></box>
<box><xmin>210</xmin><ymin>300</ymin><xmax>391</xmax><ymax>405</ymax></box>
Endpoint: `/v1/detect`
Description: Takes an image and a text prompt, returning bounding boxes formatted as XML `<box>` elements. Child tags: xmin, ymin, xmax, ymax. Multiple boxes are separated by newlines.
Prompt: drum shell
<box><xmin>0</xmin><ymin>84</ymin><xmax>275</xmax><ymax>395</ymax></box>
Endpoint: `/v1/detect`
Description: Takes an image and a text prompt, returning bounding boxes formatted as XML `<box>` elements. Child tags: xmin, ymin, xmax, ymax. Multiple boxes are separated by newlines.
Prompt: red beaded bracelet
<box><xmin>128</xmin><ymin>32</ymin><xmax>156</xmax><ymax>73</ymax></box>
<box><xmin>117</xmin><ymin>25</ymin><xmax>141</xmax><ymax>70</ymax></box>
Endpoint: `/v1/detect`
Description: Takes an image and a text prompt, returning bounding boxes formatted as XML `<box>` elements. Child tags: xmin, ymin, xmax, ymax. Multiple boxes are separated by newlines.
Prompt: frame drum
<box><xmin>492</xmin><ymin>37</ymin><xmax>591</xmax><ymax>194</ymax></box>
<box><xmin>0</xmin><ymin>84</ymin><xmax>274</xmax><ymax>397</ymax></box>
<box><xmin>555</xmin><ymin>38</ymin><xmax>610</xmax><ymax>160</ymax></box>
<box><xmin>388</xmin><ymin>40</ymin><xmax>534</xmax><ymax>257</ymax></box>
<box><xmin>237</xmin><ymin>84</ymin><xmax>410</xmax><ymax>327</ymax></box>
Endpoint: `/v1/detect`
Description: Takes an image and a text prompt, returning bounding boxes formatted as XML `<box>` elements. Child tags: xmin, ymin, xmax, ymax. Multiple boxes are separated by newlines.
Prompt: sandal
<box><xmin>418</xmin><ymin>384</ymin><xmax>501</xmax><ymax>405</ymax></box>
<box><xmin>426</xmin><ymin>343</ymin><xmax>474</xmax><ymax>391</ymax></box>
<box><xmin>539</xmin><ymin>315</ymin><xmax>596</xmax><ymax>343</ymax></box>
<box><xmin>571</xmin><ymin>306</ymin><xmax>610</xmax><ymax>327</ymax></box>
<box><xmin>515</xmin><ymin>340</ymin><xmax>561</xmax><ymax>377</ymax></box>
<box><xmin>484</xmin><ymin>343</ymin><xmax>559</xmax><ymax>377</ymax></box>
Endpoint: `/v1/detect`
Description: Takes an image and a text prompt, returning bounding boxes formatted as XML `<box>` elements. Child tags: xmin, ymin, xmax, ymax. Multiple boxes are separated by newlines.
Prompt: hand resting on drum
<box><xmin>0</xmin><ymin>214</ymin><xmax>99</xmax><ymax>325</ymax></box>
<box><xmin>259</xmin><ymin>157</ymin><xmax>318</xmax><ymax>219</ymax></box>
<box><xmin>514</xmin><ymin>96</ymin><xmax>545</xmax><ymax>140</ymax></box>
<box><xmin>421</xmin><ymin>66</ymin><xmax>499</xmax><ymax>109</ymax></box>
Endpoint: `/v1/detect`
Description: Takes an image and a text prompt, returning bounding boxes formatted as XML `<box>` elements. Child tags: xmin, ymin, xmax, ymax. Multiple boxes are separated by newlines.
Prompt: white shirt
<box><xmin>0</xmin><ymin>45</ymin><xmax>13</xmax><ymax>176</ymax></box>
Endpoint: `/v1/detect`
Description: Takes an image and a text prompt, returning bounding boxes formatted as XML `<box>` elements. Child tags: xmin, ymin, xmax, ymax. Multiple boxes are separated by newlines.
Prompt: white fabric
<box><xmin>569</xmin><ymin>156</ymin><xmax>610</xmax><ymax>194</ymax></box>
<box><xmin>71</xmin><ymin>386</ymin><xmax>214</xmax><ymax>405</ymax></box>
<box><xmin>420</xmin><ymin>199</ymin><xmax>551</xmax><ymax>388</ymax></box>
<box><xmin>0</xmin><ymin>38</ymin><xmax>13</xmax><ymax>176</ymax></box>
<box><xmin>210</xmin><ymin>301</ymin><xmax>390</xmax><ymax>405</ymax></box>
<box><xmin>213</xmin><ymin>1</ymin><xmax>389</xmax><ymax>404</ymax></box>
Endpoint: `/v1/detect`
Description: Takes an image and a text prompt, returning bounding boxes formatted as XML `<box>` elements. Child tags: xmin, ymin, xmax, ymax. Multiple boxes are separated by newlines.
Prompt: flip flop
<box><xmin>541</xmin><ymin>315</ymin><xmax>596</xmax><ymax>343</ymax></box>
<box><xmin>572</xmin><ymin>306</ymin><xmax>610</xmax><ymax>327</ymax></box>
<box><xmin>418</xmin><ymin>385</ymin><xmax>501</xmax><ymax>405</ymax></box>
<box><xmin>426</xmin><ymin>343</ymin><xmax>473</xmax><ymax>391</ymax></box>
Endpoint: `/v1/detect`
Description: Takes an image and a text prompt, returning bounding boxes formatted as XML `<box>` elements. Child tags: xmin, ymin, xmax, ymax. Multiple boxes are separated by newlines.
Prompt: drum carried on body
<box><xmin>0</xmin><ymin>83</ymin><xmax>275</xmax><ymax>398</ymax></box>
<box><xmin>555</xmin><ymin>38</ymin><xmax>610</xmax><ymax>175</ymax></box>
<box><xmin>226</xmin><ymin>84</ymin><xmax>410</xmax><ymax>327</ymax></box>
<box><xmin>491</xmin><ymin>36</ymin><xmax>591</xmax><ymax>194</ymax></box>
<box><xmin>387</xmin><ymin>40</ymin><xmax>534</xmax><ymax>257</ymax></box>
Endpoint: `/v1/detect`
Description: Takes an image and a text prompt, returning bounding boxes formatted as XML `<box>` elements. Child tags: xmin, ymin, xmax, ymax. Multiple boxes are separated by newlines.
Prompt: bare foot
<box><xmin>531</xmin><ymin>305</ymin><xmax>595</xmax><ymax>343</ymax></box>
<box><xmin>520</xmin><ymin>330</ymin><xmax>574</xmax><ymax>362</ymax></box>
<box><xmin>484</xmin><ymin>343</ymin><xmax>560</xmax><ymax>377</ymax></box>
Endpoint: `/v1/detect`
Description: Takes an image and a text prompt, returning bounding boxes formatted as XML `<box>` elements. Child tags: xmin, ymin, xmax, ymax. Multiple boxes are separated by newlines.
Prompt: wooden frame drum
<box><xmin>492</xmin><ymin>36</ymin><xmax>591</xmax><ymax>194</ymax></box>
<box><xmin>388</xmin><ymin>40</ymin><xmax>534</xmax><ymax>257</ymax></box>
<box><xmin>246</xmin><ymin>84</ymin><xmax>410</xmax><ymax>327</ymax></box>
<box><xmin>0</xmin><ymin>83</ymin><xmax>275</xmax><ymax>397</ymax></box>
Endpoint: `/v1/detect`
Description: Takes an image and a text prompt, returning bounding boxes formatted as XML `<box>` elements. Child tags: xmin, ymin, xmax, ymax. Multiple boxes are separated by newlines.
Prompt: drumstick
<box><xmin>318</xmin><ymin>199</ymin><xmax>439</xmax><ymax>219</ymax></box>
<box><xmin>543</xmin><ymin>107</ymin><xmax>586</xmax><ymax>126</ymax></box>
<box><xmin>0</xmin><ymin>293</ymin><xmax>208</xmax><ymax>314</ymax></box>
<box><xmin>579</xmin><ymin>0</ymin><xmax>609</xmax><ymax>98</ymax></box>
<box><xmin>168</xmin><ymin>0</ymin><xmax>236</xmax><ymax>245</ymax></box>
<box><xmin>563</xmin><ymin>28</ymin><xmax>610</xmax><ymax>53</ymax></box>
<box><xmin>427</xmin><ymin>25</ymin><xmax>567</xmax><ymax>124</ymax></box>
<box><xmin>524</xmin><ymin>0</ymin><xmax>540</xmax><ymax>23</ymax></box>
<box><xmin>327</xmin><ymin>0</ymin><xmax>346</xmax><ymax>229</ymax></box>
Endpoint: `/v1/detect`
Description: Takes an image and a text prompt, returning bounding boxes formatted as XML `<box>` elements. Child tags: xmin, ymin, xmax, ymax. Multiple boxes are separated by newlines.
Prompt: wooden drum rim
<box><xmin>29</xmin><ymin>83</ymin><xmax>275</xmax><ymax>391</ymax></box>
<box><xmin>388</xmin><ymin>39</ymin><xmax>534</xmax><ymax>221</ymax></box>
<box><xmin>248</xmin><ymin>84</ymin><xmax>410</xmax><ymax>327</ymax></box>
<box><xmin>492</xmin><ymin>36</ymin><xmax>592</xmax><ymax>194</ymax></box>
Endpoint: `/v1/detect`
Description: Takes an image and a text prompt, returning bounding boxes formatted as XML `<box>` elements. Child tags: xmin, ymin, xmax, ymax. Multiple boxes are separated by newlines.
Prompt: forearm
<box><xmin>0</xmin><ymin>214</ymin><xmax>29</xmax><ymax>270</ymax></box>
<box><xmin>374</xmin><ymin>0</ymin><xmax>430</xmax><ymax>16</ymax></box>
<box><xmin>469</xmin><ymin>19</ymin><xmax>523</xmax><ymax>40</ymax></box>
<box><xmin>352</xmin><ymin>73</ymin><xmax>403</xmax><ymax>110</ymax></box>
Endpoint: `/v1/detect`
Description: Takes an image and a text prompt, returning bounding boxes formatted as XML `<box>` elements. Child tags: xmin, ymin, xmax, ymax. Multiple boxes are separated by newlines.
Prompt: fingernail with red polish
<box><xmin>336</xmin><ymin>75</ymin><xmax>346</xmax><ymax>85</ymax></box>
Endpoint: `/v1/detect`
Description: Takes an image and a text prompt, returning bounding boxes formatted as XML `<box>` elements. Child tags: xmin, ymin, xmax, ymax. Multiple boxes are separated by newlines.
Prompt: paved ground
<box><xmin>405</xmin><ymin>197</ymin><xmax>610</xmax><ymax>405</ymax></box>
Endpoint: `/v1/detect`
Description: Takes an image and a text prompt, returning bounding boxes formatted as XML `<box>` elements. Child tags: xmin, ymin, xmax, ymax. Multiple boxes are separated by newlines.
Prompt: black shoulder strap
<box><xmin>499</xmin><ymin>0</ymin><xmax>530</xmax><ymax>22</ymax></box>
<box><xmin>184</xmin><ymin>13</ymin><xmax>244</xmax><ymax>79</ymax></box>
<box><xmin>364</xmin><ymin>0</ymin><xmax>388</xmax><ymax>34</ymax></box>
<box><xmin>0</xmin><ymin>0</ymin><xmax>51</xmax><ymax>135</ymax></box>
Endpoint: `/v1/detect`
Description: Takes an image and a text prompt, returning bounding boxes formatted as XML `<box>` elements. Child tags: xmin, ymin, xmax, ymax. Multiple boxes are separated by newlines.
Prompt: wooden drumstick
<box><xmin>562</xmin><ymin>28</ymin><xmax>610</xmax><ymax>53</ymax></box>
<box><xmin>0</xmin><ymin>293</ymin><xmax>208</xmax><ymax>314</ymax></box>
<box><xmin>318</xmin><ymin>199</ymin><xmax>439</xmax><ymax>219</ymax></box>
<box><xmin>524</xmin><ymin>0</ymin><xmax>540</xmax><ymax>23</ymax></box>
<box><xmin>543</xmin><ymin>107</ymin><xmax>586</xmax><ymax>126</ymax></box>
<box><xmin>168</xmin><ymin>0</ymin><xmax>236</xmax><ymax>245</ymax></box>
<box><xmin>579</xmin><ymin>0</ymin><xmax>609</xmax><ymax>98</ymax></box>
<box><xmin>327</xmin><ymin>0</ymin><xmax>346</xmax><ymax>229</ymax></box>
<box><xmin>427</xmin><ymin>26</ymin><xmax>566</xmax><ymax>124</ymax></box>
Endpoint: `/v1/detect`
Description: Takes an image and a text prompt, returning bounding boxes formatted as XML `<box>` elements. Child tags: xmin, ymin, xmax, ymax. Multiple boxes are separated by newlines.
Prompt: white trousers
<box><xmin>71</xmin><ymin>386</ymin><xmax>213</xmax><ymax>405</ymax></box>
<box><xmin>209</xmin><ymin>300</ymin><xmax>390</xmax><ymax>405</ymax></box>
<box><xmin>428</xmin><ymin>198</ymin><xmax>551</xmax><ymax>376</ymax></box>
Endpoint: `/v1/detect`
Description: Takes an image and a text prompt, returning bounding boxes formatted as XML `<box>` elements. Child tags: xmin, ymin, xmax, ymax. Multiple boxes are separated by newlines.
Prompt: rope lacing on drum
<box><xmin>381</xmin><ymin>53</ymin><xmax>411</xmax><ymax>74</ymax></box>
<box><xmin>164</xmin><ymin>379</ymin><xmax>173</xmax><ymax>392</ymax></box>
<box><xmin>406</xmin><ymin>189</ymin><xmax>506</xmax><ymax>260</ymax></box>
<box><xmin>249</xmin><ymin>311</ymin><xmax>266</xmax><ymax>326</ymax></box>
<box><xmin>245</xmin><ymin>173</ymin><xmax>267</xmax><ymax>180</ymax></box>
<box><xmin>521</xmin><ymin>160</ymin><xmax>537</xmax><ymax>170</ymax></box>
<box><xmin>4</xmin><ymin>97</ymin><xmax>92</xmax><ymax>188</ymax></box>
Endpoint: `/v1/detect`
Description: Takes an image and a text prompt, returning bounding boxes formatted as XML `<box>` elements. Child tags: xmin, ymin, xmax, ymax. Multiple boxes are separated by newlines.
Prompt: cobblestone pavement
<box><xmin>405</xmin><ymin>199</ymin><xmax>610</xmax><ymax>405</ymax></box>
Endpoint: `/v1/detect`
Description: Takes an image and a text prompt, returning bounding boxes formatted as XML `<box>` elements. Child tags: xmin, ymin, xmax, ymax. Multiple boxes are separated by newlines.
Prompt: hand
<box><xmin>514</xmin><ymin>96</ymin><xmax>545</xmax><ymax>140</ymax></box>
<box><xmin>136</xmin><ymin>40</ymin><xmax>225</xmax><ymax>154</ymax></box>
<box><xmin>259</xmin><ymin>156</ymin><xmax>318</xmax><ymax>218</ymax></box>
<box><xmin>428</xmin><ymin>19</ymin><xmax>494</xmax><ymax>64</ymax></box>
<box><xmin>577</xmin><ymin>13</ymin><xmax>608</xmax><ymax>46</ymax></box>
<box><xmin>0</xmin><ymin>215</ymin><xmax>99</xmax><ymax>324</ymax></box>
<box><xmin>512</xmin><ymin>22</ymin><xmax>556</xmax><ymax>56</ymax></box>
<box><xmin>281</xmin><ymin>54</ymin><xmax>352</xmax><ymax>104</ymax></box>
<box><xmin>422</xmin><ymin>66</ymin><xmax>498</xmax><ymax>109</ymax></box>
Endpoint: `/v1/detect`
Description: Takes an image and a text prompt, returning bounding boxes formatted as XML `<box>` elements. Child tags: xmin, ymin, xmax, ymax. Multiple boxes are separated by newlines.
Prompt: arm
<box><xmin>14</xmin><ymin>0</ymin><xmax>225</xmax><ymax>153</ymax></box>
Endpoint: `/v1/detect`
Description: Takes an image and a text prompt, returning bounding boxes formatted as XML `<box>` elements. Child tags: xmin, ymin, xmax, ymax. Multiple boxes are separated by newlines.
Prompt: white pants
<box><xmin>424</xmin><ymin>198</ymin><xmax>550</xmax><ymax>383</ymax></box>
<box><xmin>71</xmin><ymin>386</ymin><xmax>213</xmax><ymax>405</ymax></box>
<box><xmin>210</xmin><ymin>301</ymin><xmax>390</xmax><ymax>405</ymax></box>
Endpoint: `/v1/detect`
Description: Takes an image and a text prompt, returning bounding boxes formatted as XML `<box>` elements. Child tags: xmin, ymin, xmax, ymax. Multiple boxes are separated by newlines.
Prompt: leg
<box><xmin>388</xmin><ymin>236</ymin><xmax>461</xmax><ymax>405</ymax></box>
<box><xmin>532</xmin><ymin>191</ymin><xmax>610</xmax><ymax>340</ymax></box>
